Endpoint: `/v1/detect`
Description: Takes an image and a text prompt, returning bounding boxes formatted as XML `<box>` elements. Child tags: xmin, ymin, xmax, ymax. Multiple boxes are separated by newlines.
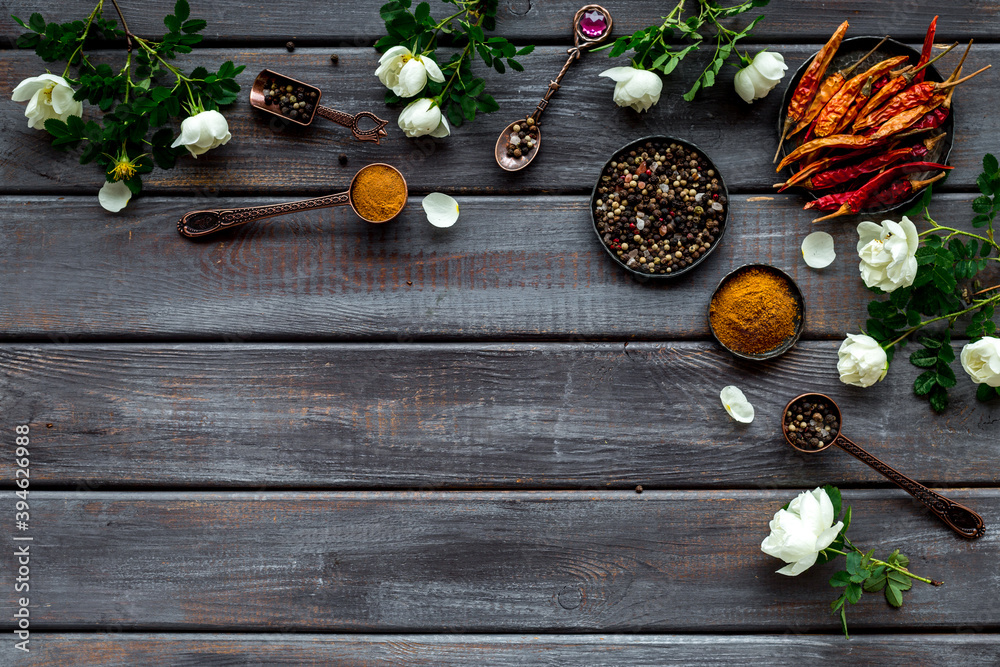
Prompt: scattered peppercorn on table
<box><xmin>2</xmin><ymin>2</ymin><xmax>999</xmax><ymax>663</ymax></box>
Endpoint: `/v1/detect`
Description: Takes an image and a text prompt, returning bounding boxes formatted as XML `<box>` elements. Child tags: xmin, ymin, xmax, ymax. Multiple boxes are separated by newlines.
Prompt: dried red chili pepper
<box><xmin>860</xmin><ymin>64</ymin><xmax>989</xmax><ymax>131</ymax></box>
<box><xmin>807</xmin><ymin>161</ymin><xmax>952</xmax><ymax>221</ymax></box>
<box><xmin>865</xmin><ymin>171</ymin><xmax>948</xmax><ymax>209</ymax></box>
<box><xmin>814</xmin><ymin>55</ymin><xmax>909</xmax><ymax>137</ymax></box>
<box><xmin>869</xmin><ymin>94</ymin><xmax>947</xmax><ymax>140</ymax></box>
<box><xmin>777</xmin><ymin>134</ymin><xmax>881</xmax><ymax>171</ymax></box>
<box><xmin>773</xmin><ymin>146</ymin><xmax>883</xmax><ymax>191</ymax></box>
<box><xmin>775</xmin><ymin>20</ymin><xmax>849</xmax><ymax>161</ymax></box>
<box><xmin>803</xmin><ymin>144</ymin><xmax>925</xmax><ymax>190</ymax></box>
<box><xmin>786</xmin><ymin>37</ymin><xmax>888</xmax><ymax>141</ymax></box>
<box><xmin>913</xmin><ymin>15</ymin><xmax>938</xmax><ymax>85</ymax></box>
<box><xmin>895</xmin><ymin>107</ymin><xmax>950</xmax><ymax>139</ymax></box>
<box><xmin>854</xmin><ymin>43</ymin><xmax>958</xmax><ymax>129</ymax></box>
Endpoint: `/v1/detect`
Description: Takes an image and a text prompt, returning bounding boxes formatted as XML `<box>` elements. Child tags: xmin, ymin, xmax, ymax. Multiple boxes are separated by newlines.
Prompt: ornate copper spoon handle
<box><xmin>834</xmin><ymin>434</ymin><xmax>986</xmax><ymax>539</ymax></box>
<box><xmin>315</xmin><ymin>107</ymin><xmax>389</xmax><ymax>143</ymax></box>
<box><xmin>529</xmin><ymin>48</ymin><xmax>582</xmax><ymax>124</ymax></box>
<box><xmin>178</xmin><ymin>192</ymin><xmax>351</xmax><ymax>239</ymax></box>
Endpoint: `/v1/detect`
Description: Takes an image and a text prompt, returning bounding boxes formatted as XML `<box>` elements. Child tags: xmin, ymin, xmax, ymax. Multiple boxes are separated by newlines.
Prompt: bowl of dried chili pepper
<box><xmin>591</xmin><ymin>135</ymin><xmax>729</xmax><ymax>280</ymax></box>
<box><xmin>708</xmin><ymin>264</ymin><xmax>805</xmax><ymax>361</ymax></box>
<box><xmin>775</xmin><ymin>28</ymin><xmax>957</xmax><ymax>221</ymax></box>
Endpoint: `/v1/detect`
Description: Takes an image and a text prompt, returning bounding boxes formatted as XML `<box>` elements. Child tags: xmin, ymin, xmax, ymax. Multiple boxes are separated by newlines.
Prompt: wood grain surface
<box><xmin>1</xmin><ymin>45</ymin><xmax>996</xmax><ymax>196</ymax></box>
<box><xmin>2</xmin><ymin>342</ymin><xmax>997</xmax><ymax>489</ymax></box>
<box><xmin>18</xmin><ymin>633</ymin><xmax>1000</xmax><ymax>666</ymax></box>
<box><xmin>2</xmin><ymin>194</ymin><xmax>994</xmax><ymax>341</ymax></box>
<box><xmin>1</xmin><ymin>489</ymin><xmax>997</xmax><ymax>632</ymax></box>
<box><xmin>2</xmin><ymin>0</ymin><xmax>996</xmax><ymax>43</ymax></box>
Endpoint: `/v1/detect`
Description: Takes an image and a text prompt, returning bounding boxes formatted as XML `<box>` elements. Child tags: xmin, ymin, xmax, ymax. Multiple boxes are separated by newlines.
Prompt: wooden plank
<box><xmin>2</xmin><ymin>490</ymin><xmax>998</xmax><ymax>631</ymax></box>
<box><xmin>19</xmin><ymin>633</ymin><xmax>1000</xmax><ymax>666</ymax></box>
<box><xmin>2</xmin><ymin>1</ymin><xmax>996</xmax><ymax>43</ymax></box>
<box><xmin>2</xmin><ymin>342</ymin><xmax>998</xmax><ymax>489</ymax></box>
<box><xmin>0</xmin><ymin>193</ymin><xmax>991</xmax><ymax>340</ymax></box>
<box><xmin>0</xmin><ymin>45</ymin><xmax>994</xmax><ymax>195</ymax></box>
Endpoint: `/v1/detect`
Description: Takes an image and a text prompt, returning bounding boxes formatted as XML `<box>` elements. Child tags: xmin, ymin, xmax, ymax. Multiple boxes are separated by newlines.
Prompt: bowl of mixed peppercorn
<box><xmin>591</xmin><ymin>136</ymin><xmax>729</xmax><ymax>279</ymax></box>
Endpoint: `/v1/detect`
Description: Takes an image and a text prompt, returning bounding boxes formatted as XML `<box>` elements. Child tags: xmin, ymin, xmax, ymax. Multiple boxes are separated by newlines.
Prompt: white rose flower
<box><xmin>397</xmin><ymin>97</ymin><xmax>450</xmax><ymax>138</ymax></box>
<box><xmin>856</xmin><ymin>216</ymin><xmax>920</xmax><ymax>292</ymax></box>
<box><xmin>761</xmin><ymin>487</ymin><xmax>844</xmax><ymax>576</ymax></box>
<box><xmin>837</xmin><ymin>333</ymin><xmax>888</xmax><ymax>388</ymax></box>
<box><xmin>598</xmin><ymin>67</ymin><xmax>663</xmax><ymax>112</ymax></box>
<box><xmin>171</xmin><ymin>109</ymin><xmax>232</xmax><ymax>158</ymax></box>
<box><xmin>98</xmin><ymin>180</ymin><xmax>132</xmax><ymax>213</ymax></box>
<box><xmin>375</xmin><ymin>46</ymin><xmax>445</xmax><ymax>98</ymax></box>
<box><xmin>960</xmin><ymin>337</ymin><xmax>1000</xmax><ymax>387</ymax></box>
<box><xmin>11</xmin><ymin>73</ymin><xmax>83</xmax><ymax>130</ymax></box>
<box><xmin>734</xmin><ymin>51</ymin><xmax>787</xmax><ymax>103</ymax></box>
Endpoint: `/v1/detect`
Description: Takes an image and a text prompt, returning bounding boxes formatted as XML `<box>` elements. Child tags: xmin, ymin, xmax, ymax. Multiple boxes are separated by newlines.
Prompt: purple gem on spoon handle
<box><xmin>579</xmin><ymin>9</ymin><xmax>608</xmax><ymax>39</ymax></box>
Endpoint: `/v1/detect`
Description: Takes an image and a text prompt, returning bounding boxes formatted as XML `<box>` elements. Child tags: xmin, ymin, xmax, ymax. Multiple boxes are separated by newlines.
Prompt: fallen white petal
<box><xmin>802</xmin><ymin>231</ymin><xmax>836</xmax><ymax>269</ymax></box>
<box><xmin>98</xmin><ymin>180</ymin><xmax>132</xmax><ymax>213</ymax></box>
<box><xmin>422</xmin><ymin>192</ymin><xmax>459</xmax><ymax>228</ymax></box>
<box><xmin>720</xmin><ymin>385</ymin><xmax>754</xmax><ymax>424</ymax></box>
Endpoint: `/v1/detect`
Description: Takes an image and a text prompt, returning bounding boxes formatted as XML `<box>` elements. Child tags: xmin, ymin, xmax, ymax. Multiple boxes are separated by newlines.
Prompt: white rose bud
<box><xmin>11</xmin><ymin>73</ymin><xmax>83</xmax><ymax>130</ymax></box>
<box><xmin>171</xmin><ymin>109</ymin><xmax>232</xmax><ymax>158</ymax></box>
<box><xmin>599</xmin><ymin>66</ymin><xmax>663</xmax><ymax>112</ymax></box>
<box><xmin>761</xmin><ymin>487</ymin><xmax>844</xmax><ymax>576</ymax></box>
<box><xmin>734</xmin><ymin>51</ymin><xmax>787</xmax><ymax>103</ymax></box>
<box><xmin>397</xmin><ymin>97</ymin><xmax>450</xmax><ymax>138</ymax></box>
<box><xmin>375</xmin><ymin>46</ymin><xmax>445</xmax><ymax>98</ymax></box>
<box><xmin>856</xmin><ymin>216</ymin><xmax>920</xmax><ymax>293</ymax></box>
<box><xmin>837</xmin><ymin>333</ymin><xmax>889</xmax><ymax>388</ymax></box>
<box><xmin>960</xmin><ymin>337</ymin><xmax>1000</xmax><ymax>387</ymax></box>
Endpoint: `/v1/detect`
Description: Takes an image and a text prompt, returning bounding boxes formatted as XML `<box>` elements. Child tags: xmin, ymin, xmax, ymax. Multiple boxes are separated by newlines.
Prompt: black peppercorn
<box><xmin>286</xmin><ymin>41</ymin><xmax>296</xmax><ymax>52</ymax></box>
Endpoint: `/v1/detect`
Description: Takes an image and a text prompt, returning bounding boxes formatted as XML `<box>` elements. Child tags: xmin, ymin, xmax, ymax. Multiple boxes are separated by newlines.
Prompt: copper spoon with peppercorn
<box><xmin>250</xmin><ymin>69</ymin><xmax>389</xmax><ymax>144</ymax></box>
<box><xmin>782</xmin><ymin>393</ymin><xmax>985</xmax><ymax>539</ymax></box>
<box><xmin>495</xmin><ymin>5</ymin><xmax>613</xmax><ymax>172</ymax></box>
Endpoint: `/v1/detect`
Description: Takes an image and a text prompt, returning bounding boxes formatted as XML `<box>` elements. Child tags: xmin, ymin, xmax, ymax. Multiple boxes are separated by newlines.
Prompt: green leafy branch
<box><xmin>596</xmin><ymin>0</ymin><xmax>770</xmax><ymax>101</ymax></box>
<box><xmin>376</xmin><ymin>0</ymin><xmax>533</xmax><ymax>128</ymax></box>
<box><xmin>12</xmin><ymin>0</ymin><xmax>244</xmax><ymax>198</ymax></box>
<box><xmin>863</xmin><ymin>154</ymin><xmax>1000</xmax><ymax>411</ymax></box>
<box><xmin>818</xmin><ymin>486</ymin><xmax>941</xmax><ymax>639</ymax></box>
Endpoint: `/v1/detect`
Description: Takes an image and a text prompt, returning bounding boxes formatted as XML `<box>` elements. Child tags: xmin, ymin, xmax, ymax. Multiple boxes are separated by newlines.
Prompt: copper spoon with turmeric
<box><xmin>177</xmin><ymin>163</ymin><xmax>407</xmax><ymax>239</ymax></box>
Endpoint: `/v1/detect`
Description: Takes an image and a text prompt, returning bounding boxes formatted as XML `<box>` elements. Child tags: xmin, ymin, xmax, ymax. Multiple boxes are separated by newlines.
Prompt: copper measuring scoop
<box><xmin>782</xmin><ymin>393</ymin><xmax>985</xmax><ymax>539</ymax></box>
<box><xmin>177</xmin><ymin>163</ymin><xmax>407</xmax><ymax>238</ymax></box>
<box><xmin>250</xmin><ymin>69</ymin><xmax>389</xmax><ymax>144</ymax></box>
<box><xmin>495</xmin><ymin>4</ymin><xmax>613</xmax><ymax>171</ymax></box>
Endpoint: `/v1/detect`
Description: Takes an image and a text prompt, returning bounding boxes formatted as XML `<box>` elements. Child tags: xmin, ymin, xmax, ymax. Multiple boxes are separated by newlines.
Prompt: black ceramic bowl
<box><xmin>777</xmin><ymin>36</ymin><xmax>954</xmax><ymax>216</ymax></box>
<box><xmin>590</xmin><ymin>135</ymin><xmax>729</xmax><ymax>280</ymax></box>
<box><xmin>708</xmin><ymin>263</ymin><xmax>805</xmax><ymax>361</ymax></box>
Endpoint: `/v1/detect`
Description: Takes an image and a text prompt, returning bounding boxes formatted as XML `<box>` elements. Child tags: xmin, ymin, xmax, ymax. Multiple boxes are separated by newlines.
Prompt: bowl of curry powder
<box><xmin>708</xmin><ymin>264</ymin><xmax>805</xmax><ymax>360</ymax></box>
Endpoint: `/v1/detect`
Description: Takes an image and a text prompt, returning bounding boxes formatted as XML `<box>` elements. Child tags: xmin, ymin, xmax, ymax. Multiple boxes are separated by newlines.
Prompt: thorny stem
<box><xmin>108</xmin><ymin>0</ymin><xmax>133</xmax><ymax>52</ymax></box>
<box><xmin>62</xmin><ymin>0</ymin><xmax>104</xmax><ymax>77</ymax></box>
<box><xmin>884</xmin><ymin>292</ymin><xmax>1000</xmax><ymax>349</ymax></box>
<box><xmin>827</xmin><ymin>542</ymin><xmax>942</xmax><ymax>586</ymax></box>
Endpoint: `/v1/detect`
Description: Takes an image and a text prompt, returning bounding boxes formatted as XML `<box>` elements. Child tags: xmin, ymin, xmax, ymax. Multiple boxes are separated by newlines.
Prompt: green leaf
<box><xmin>929</xmin><ymin>384</ymin><xmax>949</xmax><ymax>412</ymax></box>
<box><xmin>516</xmin><ymin>45</ymin><xmax>535</xmax><ymax>56</ymax></box>
<box><xmin>841</xmin><ymin>506</ymin><xmax>852</xmax><ymax>536</ymax></box>
<box><xmin>984</xmin><ymin>153</ymin><xmax>999</xmax><ymax>175</ymax></box>
<box><xmin>972</xmin><ymin>196</ymin><xmax>992</xmax><ymax>214</ymax></box>
<box><xmin>887</xmin><ymin>571</ymin><xmax>913</xmax><ymax>591</ymax></box>
<box><xmin>507</xmin><ymin>58</ymin><xmax>524</xmax><ymax>72</ymax></box>
<box><xmin>864</xmin><ymin>574</ymin><xmax>887</xmax><ymax>592</ymax></box>
<box><xmin>978</xmin><ymin>383</ymin><xmax>1000</xmax><ymax>402</ymax></box>
<box><xmin>475</xmin><ymin>94</ymin><xmax>499</xmax><ymax>113</ymax></box>
<box><xmin>846</xmin><ymin>551</ymin><xmax>862</xmax><ymax>575</ymax></box>
<box><xmin>29</xmin><ymin>12</ymin><xmax>46</xmax><ymax>32</ymax></box>
<box><xmin>182</xmin><ymin>19</ymin><xmax>207</xmax><ymax>33</ymax></box>
<box><xmin>682</xmin><ymin>80</ymin><xmax>701</xmax><ymax>102</ymax></box>
<box><xmin>845</xmin><ymin>581</ymin><xmax>863</xmax><ymax>604</ymax></box>
<box><xmin>891</xmin><ymin>551</ymin><xmax>910</xmax><ymax>568</ymax></box>
<box><xmin>16</xmin><ymin>33</ymin><xmax>41</xmax><ymax>49</ymax></box>
<box><xmin>493</xmin><ymin>58</ymin><xmax>505</xmax><ymax>74</ymax></box>
<box><xmin>909</xmin><ymin>349</ymin><xmax>938</xmax><ymax>367</ymax></box>
<box><xmin>885</xmin><ymin>584</ymin><xmax>903</xmax><ymax>608</ymax></box>
<box><xmin>164</xmin><ymin>14</ymin><xmax>181</xmax><ymax>33</ymax></box>
<box><xmin>914</xmin><ymin>370</ymin><xmax>938</xmax><ymax>396</ymax></box>
<box><xmin>175</xmin><ymin>0</ymin><xmax>191</xmax><ymax>22</ymax></box>
<box><xmin>972</xmin><ymin>213</ymin><xmax>992</xmax><ymax>229</ymax></box>
<box><xmin>829</xmin><ymin>570</ymin><xmax>852</xmax><ymax>587</ymax></box>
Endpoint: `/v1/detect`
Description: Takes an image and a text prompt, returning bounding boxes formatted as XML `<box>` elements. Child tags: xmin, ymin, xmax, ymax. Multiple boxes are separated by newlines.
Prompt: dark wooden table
<box><xmin>2</xmin><ymin>1</ymin><xmax>999</xmax><ymax>663</ymax></box>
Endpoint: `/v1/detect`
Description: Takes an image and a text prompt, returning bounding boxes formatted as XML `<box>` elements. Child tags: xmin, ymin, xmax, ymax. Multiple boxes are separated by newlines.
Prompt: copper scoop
<box><xmin>495</xmin><ymin>4</ymin><xmax>613</xmax><ymax>171</ymax></box>
<box><xmin>250</xmin><ymin>69</ymin><xmax>389</xmax><ymax>144</ymax></box>
<box><xmin>177</xmin><ymin>163</ymin><xmax>406</xmax><ymax>238</ymax></box>
<box><xmin>782</xmin><ymin>393</ymin><xmax>985</xmax><ymax>539</ymax></box>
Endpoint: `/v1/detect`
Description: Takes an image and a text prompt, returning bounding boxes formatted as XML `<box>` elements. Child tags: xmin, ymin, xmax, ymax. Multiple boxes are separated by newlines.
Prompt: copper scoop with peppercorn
<box><xmin>250</xmin><ymin>69</ymin><xmax>389</xmax><ymax>144</ymax></box>
<box><xmin>495</xmin><ymin>5</ymin><xmax>612</xmax><ymax>171</ymax></box>
<box><xmin>782</xmin><ymin>393</ymin><xmax>985</xmax><ymax>540</ymax></box>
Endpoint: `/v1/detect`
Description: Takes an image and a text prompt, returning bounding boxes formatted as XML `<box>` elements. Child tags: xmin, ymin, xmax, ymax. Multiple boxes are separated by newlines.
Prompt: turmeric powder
<box><xmin>710</xmin><ymin>266</ymin><xmax>800</xmax><ymax>355</ymax></box>
<box><xmin>351</xmin><ymin>164</ymin><xmax>407</xmax><ymax>222</ymax></box>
